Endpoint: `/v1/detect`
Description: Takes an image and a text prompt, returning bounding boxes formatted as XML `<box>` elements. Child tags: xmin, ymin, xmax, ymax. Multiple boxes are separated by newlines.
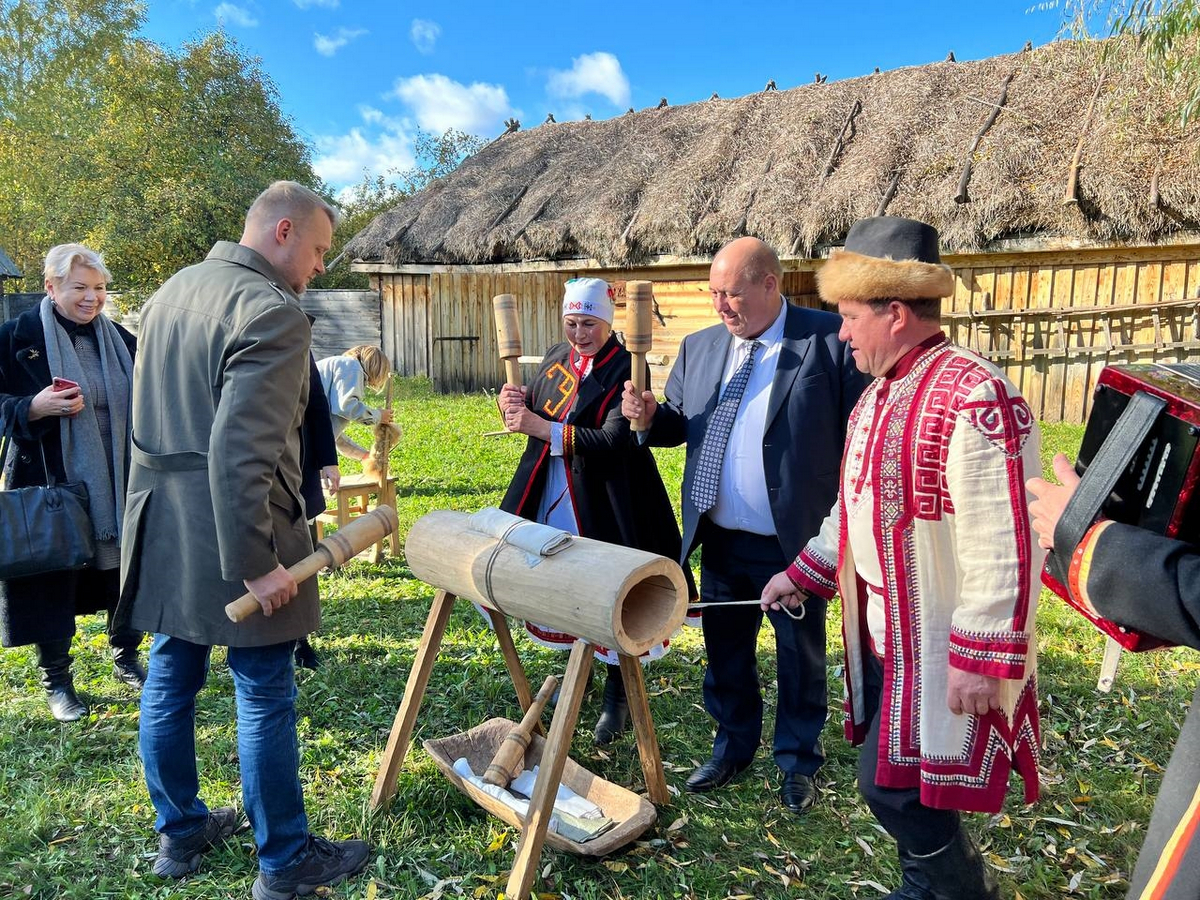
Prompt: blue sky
<box><xmin>140</xmin><ymin>0</ymin><xmax>1068</xmax><ymax>196</ymax></box>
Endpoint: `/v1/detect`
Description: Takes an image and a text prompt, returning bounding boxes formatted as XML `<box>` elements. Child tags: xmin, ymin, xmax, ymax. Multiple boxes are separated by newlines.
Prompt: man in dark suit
<box><xmin>621</xmin><ymin>237</ymin><xmax>864</xmax><ymax>813</ymax></box>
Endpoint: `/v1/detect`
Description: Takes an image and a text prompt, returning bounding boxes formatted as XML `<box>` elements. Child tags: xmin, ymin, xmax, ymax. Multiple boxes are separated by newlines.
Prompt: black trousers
<box><xmin>858</xmin><ymin>654</ymin><xmax>960</xmax><ymax>854</ymax></box>
<box><xmin>698</xmin><ymin>520</ymin><xmax>827</xmax><ymax>775</ymax></box>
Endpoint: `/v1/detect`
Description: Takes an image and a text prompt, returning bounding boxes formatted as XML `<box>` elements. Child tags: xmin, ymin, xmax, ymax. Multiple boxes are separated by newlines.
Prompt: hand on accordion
<box><xmin>1027</xmin><ymin>453</ymin><xmax>1082</xmax><ymax>551</ymax></box>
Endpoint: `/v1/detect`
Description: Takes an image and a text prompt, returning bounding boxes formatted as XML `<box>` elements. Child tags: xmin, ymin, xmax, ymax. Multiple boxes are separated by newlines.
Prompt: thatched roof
<box><xmin>347</xmin><ymin>39</ymin><xmax>1200</xmax><ymax>268</ymax></box>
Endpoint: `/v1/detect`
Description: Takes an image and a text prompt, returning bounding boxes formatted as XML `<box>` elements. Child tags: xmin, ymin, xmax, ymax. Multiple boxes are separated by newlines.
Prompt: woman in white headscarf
<box><xmin>497</xmin><ymin>278</ymin><xmax>693</xmax><ymax>744</ymax></box>
<box><xmin>0</xmin><ymin>244</ymin><xmax>143</xmax><ymax>721</ymax></box>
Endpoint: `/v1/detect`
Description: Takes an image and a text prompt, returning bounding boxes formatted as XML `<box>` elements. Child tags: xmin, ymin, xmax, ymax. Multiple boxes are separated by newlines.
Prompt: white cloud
<box><xmin>313</xmin><ymin>27</ymin><xmax>366</xmax><ymax>57</ymax></box>
<box><xmin>410</xmin><ymin>19</ymin><xmax>440</xmax><ymax>54</ymax></box>
<box><xmin>213</xmin><ymin>2</ymin><xmax>257</xmax><ymax>27</ymax></box>
<box><xmin>546</xmin><ymin>51</ymin><xmax>630</xmax><ymax>108</ymax></box>
<box><xmin>388</xmin><ymin>73</ymin><xmax>513</xmax><ymax>135</ymax></box>
<box><xmin>313</xmin><ymin>111</ymin><xmax>417</xmax><ymax>189</ymax></box>
<box><xmin>293</xmin><ymin>0</ymin><xmax>338</xmax><ymax>8</ymax></box>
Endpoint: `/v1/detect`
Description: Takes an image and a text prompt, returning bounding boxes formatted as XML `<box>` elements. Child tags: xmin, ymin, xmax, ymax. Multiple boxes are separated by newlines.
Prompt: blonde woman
<box><xmin>0</xmin><ymin>243</ymin><xmax>143</xmax><ymax>721</ymax></box>
<box><xmin>316</xmin><ymin>344</ymin><xmax>393</xmax><ymax>461</ymax></box>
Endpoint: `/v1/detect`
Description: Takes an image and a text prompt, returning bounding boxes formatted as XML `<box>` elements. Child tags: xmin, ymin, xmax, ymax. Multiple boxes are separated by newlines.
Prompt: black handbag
<box><xmin>0</xmin><ymin>419</ymin><xmax>95</xmax><ymax>579</ymax></box>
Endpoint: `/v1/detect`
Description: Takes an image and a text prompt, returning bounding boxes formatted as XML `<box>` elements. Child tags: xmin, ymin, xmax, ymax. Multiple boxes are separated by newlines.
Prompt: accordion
<box><xmin>1042</xmin><ymin>363</ymin><xmax>1200</xmax><ymax>651</ymax></box>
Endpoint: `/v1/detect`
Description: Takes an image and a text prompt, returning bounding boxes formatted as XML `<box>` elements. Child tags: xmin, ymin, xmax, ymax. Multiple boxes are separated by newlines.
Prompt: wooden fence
<box><xmin>370</xmin><ymin>243</ymin><xmax>1200</xmax><ymax>423</ymax></box>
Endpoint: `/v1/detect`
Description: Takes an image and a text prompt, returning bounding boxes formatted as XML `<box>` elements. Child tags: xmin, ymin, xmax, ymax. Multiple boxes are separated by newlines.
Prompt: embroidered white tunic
<box><xmin>788</xmin><ymin>340</ymin><xmax>1043</xmax><ymax>813</ymax></box>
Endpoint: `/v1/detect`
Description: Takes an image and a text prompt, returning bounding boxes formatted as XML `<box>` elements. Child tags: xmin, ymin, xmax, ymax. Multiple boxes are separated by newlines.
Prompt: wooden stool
<box><xmin>316</xmin><ymin>474</ymin><xmax>401</xmax><ymax>560</ymax></box>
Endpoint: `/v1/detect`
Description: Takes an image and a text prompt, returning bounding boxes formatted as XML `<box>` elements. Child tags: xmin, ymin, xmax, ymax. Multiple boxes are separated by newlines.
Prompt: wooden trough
<box><xmin>423</xmin><ymin>717</ymin><xmax>657</xmax><ymax>857</ymax></box>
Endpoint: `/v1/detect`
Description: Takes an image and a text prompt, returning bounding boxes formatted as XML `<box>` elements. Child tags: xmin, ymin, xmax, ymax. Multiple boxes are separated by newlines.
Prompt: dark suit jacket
<box><xmin>646</xmin><ymin>303</ymin><xmax>865</xmax><ymax>561</ymax></box>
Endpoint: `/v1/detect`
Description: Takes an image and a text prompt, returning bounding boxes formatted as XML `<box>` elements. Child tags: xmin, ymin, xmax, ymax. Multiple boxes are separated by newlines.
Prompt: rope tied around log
<box><xmin>481</xmin><ymin>516</ymin><xmax>527</xmax><ymax>618</ymax></box>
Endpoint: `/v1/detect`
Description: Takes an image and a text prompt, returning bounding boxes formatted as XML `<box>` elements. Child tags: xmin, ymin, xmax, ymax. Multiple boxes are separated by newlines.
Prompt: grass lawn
<box><xmin>0</xmin><ymin>379</ymin><xmax>1194</xmax><ymax>899</ymax></box>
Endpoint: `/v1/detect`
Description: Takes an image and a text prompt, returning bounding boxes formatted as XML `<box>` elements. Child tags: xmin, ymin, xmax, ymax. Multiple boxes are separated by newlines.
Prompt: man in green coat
<box><xmin>121</xmin><ymin>181</ymin><xmax>370</xmax><ymax>900</ymax></box>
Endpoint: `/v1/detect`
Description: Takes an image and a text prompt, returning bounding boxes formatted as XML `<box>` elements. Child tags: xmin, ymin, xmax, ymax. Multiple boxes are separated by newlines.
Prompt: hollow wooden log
<box><xmin>405</xmin><ymin>510</ymin><xmax>688</xmax><ymax>655</ymax></box>
<box><xmin>483</xmin><ymin>675</ymin><xmax>558</xmax><ymax>787</ymax></box>
<box><xmin>955</xmin><ymin>72</ymin><xmax>1014</xmax><ymax>205</ymax></box>
<box><xmin>1063</xmin><ymin>73</ymin><xmax>1105</xmax><ymax>206</ymax></box>
<box><xmin>225</xmin><ymin>506</ymin><xmax>398</xmax><ymax>622</ymax></box>
<box><xmin>493</xmin><ymin>294</ymin><xmax>523</xmax><ymax>387</ymax></box>
<box><xmin>625</xmin><ymin>281</ymin><xmax>655</xmax><ymax>433</ymax></box>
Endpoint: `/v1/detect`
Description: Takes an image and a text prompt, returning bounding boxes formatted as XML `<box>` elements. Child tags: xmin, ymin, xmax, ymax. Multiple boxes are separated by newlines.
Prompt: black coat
<box><xmin>300</xmin><ymin>353</ymin><xmax>338</xmax><ymax>520</ymax></box>
<box><xmin>501</xmin><ymin>334</ymin><xmax>692</xmax><ymax>593</ymax></box>
<box><xmin>0</xmin><ymin>306</ymin><xmax>136</xmax><ymax>646</ymax></box>
<box><xmin>1065</xmin><ymin>521</ymin><xmax>1200</xmax><ymax>900</ymax></box>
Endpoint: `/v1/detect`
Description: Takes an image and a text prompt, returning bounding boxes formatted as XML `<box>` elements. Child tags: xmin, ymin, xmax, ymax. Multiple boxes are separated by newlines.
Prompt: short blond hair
<box><xmin>246</xmin><ymin>181</ymin><xmax>340</xmax><ymax>231</ymax></box>
<box><xmin>44</xmin><ymin>243</ymin><xmax>111</xmax><ymax>286</ymax></box>
<box><xmin>347</xmin><ymin>345</ymin><xmax>390</xmax><ymax>389</ymax></box>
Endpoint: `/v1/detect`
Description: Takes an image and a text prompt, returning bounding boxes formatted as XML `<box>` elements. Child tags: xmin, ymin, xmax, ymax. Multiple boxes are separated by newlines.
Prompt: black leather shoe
<box><xmin>779</xmin><ymin>772</ymin><xmax>817</xmax><ymax>814</ymax></box>
<box><xmin>46</xmin><ymin>684</ymin><xmax>88</xmax><ymax>722</ymax></box>
<box><xmin>685</xmin><ymin>757</ymin><xmax>751</xmax><ymax>793</ymax></box>
<box><xmin>112</xmin><ymin>649</ymin><xmax>147</xmax><ymax>691</ymax></box>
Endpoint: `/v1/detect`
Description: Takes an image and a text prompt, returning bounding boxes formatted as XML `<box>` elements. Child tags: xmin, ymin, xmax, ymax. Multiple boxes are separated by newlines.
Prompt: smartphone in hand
<box><xmin>51</xmin><ymin>377</ymin><xmax>79</xmax><ymax>392</ymax></box>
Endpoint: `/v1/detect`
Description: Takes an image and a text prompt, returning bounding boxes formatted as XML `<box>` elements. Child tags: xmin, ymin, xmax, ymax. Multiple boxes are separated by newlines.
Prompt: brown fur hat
<box><xmin>817</xmin><ymin>216</ymin><xmax>954</xmax><ymax>305</ymax></box>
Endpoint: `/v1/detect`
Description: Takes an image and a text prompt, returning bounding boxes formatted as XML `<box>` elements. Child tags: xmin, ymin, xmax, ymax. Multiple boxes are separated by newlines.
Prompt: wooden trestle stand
<box><xmin>370</xmin><ymin>509</ymin><xmax>689</xmax><ymax>900</ymax></box>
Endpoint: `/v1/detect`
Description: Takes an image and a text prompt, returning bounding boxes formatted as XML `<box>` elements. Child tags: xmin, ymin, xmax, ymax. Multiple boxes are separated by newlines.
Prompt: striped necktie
<box><xmin>690</xmin><ymin>340</ymin><xmax>762</xmax><ymax>513</ymax></box>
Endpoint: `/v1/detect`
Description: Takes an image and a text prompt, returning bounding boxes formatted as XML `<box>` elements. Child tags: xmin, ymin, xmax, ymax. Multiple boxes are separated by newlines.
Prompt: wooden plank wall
<box><xmin>377</xmin><ymin>275</ymin><xmax>431</xmax><ymax>378</ymax></box>
<box><xmin>943</xmin><ymin>245</ymin><xmax>1200</xmax><ymax>422</ymax></box>
<box><xmin>374</xmin><ymin>245</ymin><xmax>1200</xmax><ymax>422</ymax></box>
<box><xmin>299</xmin><ymin>289</ymin><xmax>381</xmax><ymax>362</ymax></box>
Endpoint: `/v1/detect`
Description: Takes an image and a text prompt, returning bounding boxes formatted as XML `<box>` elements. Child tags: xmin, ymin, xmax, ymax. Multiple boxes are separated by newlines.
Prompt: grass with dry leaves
<box><xmin>0</xmin><ymin>378</ymin><xmax>1194</xmax><ymax>900</ymax></box>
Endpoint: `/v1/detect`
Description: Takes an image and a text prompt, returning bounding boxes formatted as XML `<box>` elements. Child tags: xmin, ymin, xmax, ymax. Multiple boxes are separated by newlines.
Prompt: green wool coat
<box><xmin>120</xmin><ymin>242</ymin><xmax>319</xmax><ymax>647</ymax></box>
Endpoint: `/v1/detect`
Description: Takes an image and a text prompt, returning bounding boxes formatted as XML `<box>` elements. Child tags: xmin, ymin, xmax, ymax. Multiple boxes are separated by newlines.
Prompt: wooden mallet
<box><xmin>625</xmin><ymin>281</ymin><xmax>655</xmax><ymax>432</ymax></box>
<box><xmin>482</xmin><ymin>674</ymin><xmax>558</xmax><ymax>788</ymax></box>
<box><xmin>224</xmin><ymin>506</ymin><xmax>399</xmax><ymax>623</ymax></box>
<box><xmin>493</xmin><ymin>294</ymin><xmax>523</xmax><ymax>388</ymax></box>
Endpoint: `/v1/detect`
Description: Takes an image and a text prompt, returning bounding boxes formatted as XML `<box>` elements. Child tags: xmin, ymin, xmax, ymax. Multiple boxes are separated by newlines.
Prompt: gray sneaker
<box><xmin>152</xmin><ymin>806</ymin><xmax>239</xmax><ymax>878</ymax></box>
<box><xmin>252</xmin><ymin>835</ymin><xmax>370</xmax><ymax>900</ymax></box>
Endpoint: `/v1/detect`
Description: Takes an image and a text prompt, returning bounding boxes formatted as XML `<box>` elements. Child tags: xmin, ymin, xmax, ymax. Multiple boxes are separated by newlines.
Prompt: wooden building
<box><xmin>347</xmin><ymin>39</ymin><xmax>1200</xmax><ymax>423</ymax></box>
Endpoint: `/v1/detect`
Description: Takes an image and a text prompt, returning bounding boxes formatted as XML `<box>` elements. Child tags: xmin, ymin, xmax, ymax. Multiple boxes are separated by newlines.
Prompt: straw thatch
<box><xmin>347</xmin><ymin>39</ymin><xmax>1200</xmax><ymax>268</ymax></box>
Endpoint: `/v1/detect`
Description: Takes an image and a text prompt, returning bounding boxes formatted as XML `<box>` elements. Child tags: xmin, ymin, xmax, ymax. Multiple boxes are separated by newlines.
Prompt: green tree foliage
<box><xmin>0</xmin><ymin>2</ymin><xmax>316</xmax><ymax>302</ymax></box>
<box><xmin>314</xmin><ymin>129</ymin><xmax>485</xmax><ymax>289</ymax></box>
<box><xmin>1064</xmin><ymin>0</ymin><xmax>1200</xmax><ymax>124</ymax></box>
<box><xmin>1115</xmin><ymin>0</ymin><xmax>1200</xmax><ymax>123</ymax></box>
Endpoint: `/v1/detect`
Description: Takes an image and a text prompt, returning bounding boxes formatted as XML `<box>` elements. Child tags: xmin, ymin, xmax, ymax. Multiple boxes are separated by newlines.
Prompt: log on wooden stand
<box><xmin>371</xmin><ymin>508</ymin><xmax>688</xmax><ymax>900</ymax></box>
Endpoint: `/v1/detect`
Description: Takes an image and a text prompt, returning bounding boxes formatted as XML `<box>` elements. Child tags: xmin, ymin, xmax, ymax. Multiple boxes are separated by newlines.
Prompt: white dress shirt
<box><xmin>707</xmin><ymin>298</ymin><xmax>788</xmax><ymax>536</ymax></box>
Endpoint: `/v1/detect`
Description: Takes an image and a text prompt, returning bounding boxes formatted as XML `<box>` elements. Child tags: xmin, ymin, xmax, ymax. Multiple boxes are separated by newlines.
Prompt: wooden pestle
<box><xmin>483</xmin><ymin>674</ymin><xmax>559</xmax><ymax>788</ymax></box>
<box><xmin>224</xmin><ymin>505</ymin><xmax>398</xmax><ymax>623</ymax></box>
<box><xmin>493</xmin><ymin>294</ymin><xmax>523</xmax><ymax>388</ymax></box>
<box><xmin>625</xmin><ymin>281</ymin><xmax>654</xmax><ymax>433</ymax></box>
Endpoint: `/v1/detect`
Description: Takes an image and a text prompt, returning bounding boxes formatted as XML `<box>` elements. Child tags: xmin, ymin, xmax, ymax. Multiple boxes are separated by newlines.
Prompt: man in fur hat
<box><xmin>762</xmin><ymin>217</ymin><xmax>1043</xmax><ymax>899</ymax></box>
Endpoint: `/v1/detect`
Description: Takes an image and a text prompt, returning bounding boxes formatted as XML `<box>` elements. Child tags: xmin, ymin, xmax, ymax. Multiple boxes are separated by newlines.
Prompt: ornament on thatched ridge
<box><xmin>873</xmin><ymin>66</ymin><xmax>880</xmax><ymax>74</ymax></box>
<box><xmin>656</xmin><ymin>97</ymin><xmax>668</xmax><ymax>108</ymax></box>
<box><xmin>946</xmin><ymin>51</ymin><xmax>956</xmax><ymax>62</ymax></box>
<box><xmin>625</xmin><ymin>107</ymin><xmax>634</xmax><ymax>114</ymax></box>
<box><xmin>544</xmin><ymin>113</ymin><xmax>556</xmax><ymax>124</ymax></box>
<box><xmin>814</xmin><ymin>72</ymin><xmax>827</xmax><ymax>83</ymax></box>
<box><xmin>710</xmin><ymin>92</ymin><xmax>720</xmax><ymax>100</ymax></box>
<box><xmin>764</xmin><ymin>79</ymin><xmax>777</xmax><ymax>92</ymax></box>
<box><xmin>502</xmin><ymin>118</ymin><xmax>520</xmax><ymax>134</ymax></box>
<box><xmin>1023</xmin><ymin>40</ymin><xmax>1033</xmax><ymax>51</ymax></box>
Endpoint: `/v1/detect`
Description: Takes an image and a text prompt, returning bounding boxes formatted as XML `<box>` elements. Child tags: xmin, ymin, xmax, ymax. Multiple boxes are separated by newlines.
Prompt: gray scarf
<box><xmin>39</xmin><ymin>296</ymin><xmax>133</xmax><ymax>542</ymax></box>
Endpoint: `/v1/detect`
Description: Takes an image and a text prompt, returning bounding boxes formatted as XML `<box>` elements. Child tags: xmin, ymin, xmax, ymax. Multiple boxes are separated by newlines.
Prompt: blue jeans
<box><xmin>138</xmin><ymin>634</ymin><xmax>309</xmax><ymax>873</ymax></box>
